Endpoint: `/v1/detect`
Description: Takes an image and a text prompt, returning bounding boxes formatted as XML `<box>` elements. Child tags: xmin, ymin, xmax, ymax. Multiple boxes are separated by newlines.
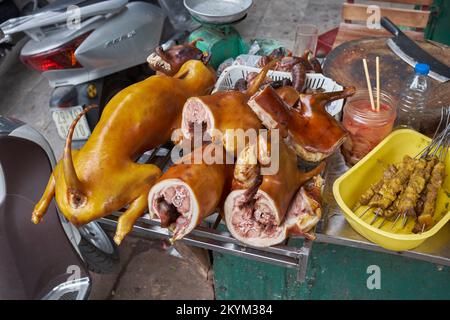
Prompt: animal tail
<box><xmin>63</xmin><ymin>104</ymin><xmax>97</xmax><ymax>209</ymax></box>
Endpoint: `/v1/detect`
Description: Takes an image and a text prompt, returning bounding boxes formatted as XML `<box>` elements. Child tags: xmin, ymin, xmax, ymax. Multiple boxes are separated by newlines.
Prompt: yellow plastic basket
<box><xmin>333</xmin><ymin>129</ymin><xmax>450</xmax><ymax>251</ymax></box>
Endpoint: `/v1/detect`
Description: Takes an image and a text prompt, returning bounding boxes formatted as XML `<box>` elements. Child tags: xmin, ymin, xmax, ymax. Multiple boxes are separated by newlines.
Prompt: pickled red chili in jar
<box><xmin>341</xmin><ymin>90</ymin><xmax>396</xmax><ymax>166</ymax></box>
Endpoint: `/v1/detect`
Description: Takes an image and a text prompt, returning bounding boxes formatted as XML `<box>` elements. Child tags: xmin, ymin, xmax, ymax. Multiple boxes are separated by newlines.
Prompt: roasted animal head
<box><xmin>147</xmin><ymin>39</ymin><xmax>208</xmax><ymax>76</ymax></box>
<box><xmin>248</xmin><ymin>85</ymin><xmax>356</xmax><ymax>162</ymax></box>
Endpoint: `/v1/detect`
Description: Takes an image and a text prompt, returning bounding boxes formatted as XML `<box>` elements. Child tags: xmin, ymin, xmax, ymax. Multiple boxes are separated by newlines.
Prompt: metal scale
<box><xmin>183</xmin><ymin>0</ymin><xmax>252</xmax><ymax>68</ymax></box>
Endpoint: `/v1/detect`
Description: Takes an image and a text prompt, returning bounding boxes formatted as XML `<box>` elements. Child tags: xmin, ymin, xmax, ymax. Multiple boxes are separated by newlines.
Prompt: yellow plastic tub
<box><xmin>333</xmin><ymin>129</ymin><xmax>450</xmax><ymax>251</ymax></box>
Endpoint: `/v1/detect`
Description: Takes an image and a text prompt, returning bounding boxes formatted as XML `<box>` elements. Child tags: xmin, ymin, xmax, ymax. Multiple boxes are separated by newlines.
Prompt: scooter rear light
<box><xmin>20</xmin><ymin>32</ymin><xmax>91</xmax><ymax>72</ymax></box>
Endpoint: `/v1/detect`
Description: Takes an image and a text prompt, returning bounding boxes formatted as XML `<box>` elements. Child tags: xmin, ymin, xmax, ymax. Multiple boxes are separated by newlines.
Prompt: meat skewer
<box><xmin>357</xmin><ymin>156</ymin><xmax>415</xmax><ymax>220</ymax></box>
<box><xmin>373</xmin><ymin>125</ymin><xmax>450</xmax><ymax>232</ymax></box>
<box><xmin>414</xmin><ymin>158</ymin><xmax>437</xmax><ymax>215</ymax></box>
<box><xmin>377</xmin><ymin>159</ymin><xmax>431</xmax><ymax>227</ymax></box>
<box><xmin>353</xmin><ymin>164</ymin><xmax>397</xmax><ymax>211</ymax></box>
<box><xmin>414</xmin><ymin>160</ymin><xmax>446</xmax><ymax>232</ymax></box>
<box><xmin>389</xmin><ymin>123</ymin><xmax>450</xmax><ymax>231</ymax></box>
<box><xmin>370</xmin><ymin>156</ymin><xmax>416</xmax><ymax>208</ymax></box>
<box><xmin>284</xmin><ymin>175</ymin><xmax>324</xmax><ymax>240</ymax></box>
<box><xmin>391</xmin><ymin>159</ymin><xmax>429</xmax><ymax>227</ymax></box>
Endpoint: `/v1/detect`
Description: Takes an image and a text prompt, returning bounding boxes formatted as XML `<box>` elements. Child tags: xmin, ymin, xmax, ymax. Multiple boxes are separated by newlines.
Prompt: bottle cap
<box><xmin>415</xmin><ymin>63</ymin><xmax>430</xmax><ymax>75</ymax></box>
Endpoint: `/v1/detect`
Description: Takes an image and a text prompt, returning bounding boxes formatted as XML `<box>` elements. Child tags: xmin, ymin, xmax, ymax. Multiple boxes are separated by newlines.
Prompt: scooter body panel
<box><xmin>19</xmin><ymin>1</ymin><xmax>164</xmax><ymax>87</ymax></box>
<box><xmin>0</xmin><ymin>118</ymin><xmax>91</xmax><ymax>299</ymax></box>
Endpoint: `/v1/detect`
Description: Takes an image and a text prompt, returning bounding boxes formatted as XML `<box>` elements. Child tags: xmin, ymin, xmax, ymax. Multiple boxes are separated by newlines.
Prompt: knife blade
<box><xmin>381</xmin><ymin>17</ymin><xmax>450</xmax><ymax>82</ymax></box>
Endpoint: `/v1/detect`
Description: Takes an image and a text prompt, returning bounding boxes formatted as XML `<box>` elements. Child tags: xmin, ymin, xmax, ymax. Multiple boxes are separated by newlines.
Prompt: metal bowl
<box><xmin>184</xmin><ymin>0</ymin><xmax>253</xmax><ymax>24</ymax></box>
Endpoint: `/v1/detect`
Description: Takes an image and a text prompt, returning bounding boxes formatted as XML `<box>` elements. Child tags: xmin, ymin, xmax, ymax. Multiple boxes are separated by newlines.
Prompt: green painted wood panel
<box><xmin>213</xmin><ymin>241</ymin><xmax>450</xmax><ymax>300</ymax></box>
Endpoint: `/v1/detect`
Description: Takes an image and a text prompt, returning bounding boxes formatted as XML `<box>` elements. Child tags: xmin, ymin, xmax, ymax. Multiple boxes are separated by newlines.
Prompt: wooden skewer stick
<box><xmin>376</xmin><ymin>56</ymin><xmax>380</xmax><ymax>112</ymax></box>
<box><xmin>363</xmin><ymin>58</ymin><xmax>375</xmax><ymax>111</ymax></box>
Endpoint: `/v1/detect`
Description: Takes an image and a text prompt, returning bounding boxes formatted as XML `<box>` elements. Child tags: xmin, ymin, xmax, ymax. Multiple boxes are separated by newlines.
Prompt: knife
<box><xmin>380</xmin><ymin>16</ymin><xmax>450</xmax><ymax>82</ymax></box>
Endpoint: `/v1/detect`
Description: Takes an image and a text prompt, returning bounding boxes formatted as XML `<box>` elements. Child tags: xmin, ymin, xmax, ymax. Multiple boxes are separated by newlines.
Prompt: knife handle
<box><xmin>380</xmin><ymin>17</ymin><xmax>401</xmax><ymax>37</ymax></box>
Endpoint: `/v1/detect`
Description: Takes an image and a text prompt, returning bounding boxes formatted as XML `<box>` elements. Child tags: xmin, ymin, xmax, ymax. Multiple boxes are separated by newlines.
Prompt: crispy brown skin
<box><xmin>233</xmin><ymin>140</ymin><xmax>325</xmax><ymax>225</ymax></box>
<box><xmin>249</xmin><ymin>86</ymin><xmax>355</xmax><ymax>161</ymax></box>
<box><xmin>31</xmin><ymin>59</ymin><xmax>217</xmax><ymax>245</ymax></box>
<box><xmin>188</xmin><ymin>91</ymin><xmax>262</xmax><ymax>136</ymax></box>
<box><xmin>275</xmin><ymin>86</ymin><xmax>299</xmax><ymax>108</ymax></box>
<box><xmin>150</xmin><ymin>146</ymin><xmax>233</xmax><ymax>236</ymax></box>
<box><xmin>292</xmin><ymin>88</ymin><xmax>354</xmax><ymax>153</ymax></box>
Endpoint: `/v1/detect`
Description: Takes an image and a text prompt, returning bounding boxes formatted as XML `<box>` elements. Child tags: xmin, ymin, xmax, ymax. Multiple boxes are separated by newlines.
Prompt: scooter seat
<box><xmin>0</xmin><ymin>134</ymin><xmax>89</xmax><ymax>299</ymax></box>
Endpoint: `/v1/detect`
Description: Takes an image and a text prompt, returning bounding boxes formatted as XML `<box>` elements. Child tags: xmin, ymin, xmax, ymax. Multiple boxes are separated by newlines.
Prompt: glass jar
<box><xmin>341</xmin><ymin>89</ymin><xmax>396</xmax><ymax>166</ymax></box>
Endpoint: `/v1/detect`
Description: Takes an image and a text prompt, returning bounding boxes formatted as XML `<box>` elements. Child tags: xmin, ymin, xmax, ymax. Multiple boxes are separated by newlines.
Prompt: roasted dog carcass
<box><xmin>225</xmin><ymin>139</ymin><xmax>325</xmax><ymax>247</ymax></box>
<box><xmin>180</xmin><ymin>61</ymin><xmax>277</xmax><ymax>155</ymax></box>
<box><xmin>148</xmin><ymin>145</ymin><xmax>232</xmax><ymax>241</ymax></box>
<box><xmin>248</xmin><ymin>85</ymin><xmax>355</xmax><ymax>162</ymax></box>
<box><xmin>32</xmin><ymin>51</ymin><xmax>217</xmax><ymax>245</ymax></box>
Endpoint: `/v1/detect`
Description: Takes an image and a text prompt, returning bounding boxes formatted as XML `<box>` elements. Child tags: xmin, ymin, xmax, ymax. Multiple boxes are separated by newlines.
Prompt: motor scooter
<box><xmin>0</xmin><ymin>115</ymin><xmax>120</xmax><ymax>299</ymax></box>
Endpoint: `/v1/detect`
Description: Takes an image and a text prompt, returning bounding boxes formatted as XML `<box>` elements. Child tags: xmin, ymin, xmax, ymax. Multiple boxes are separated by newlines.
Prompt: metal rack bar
<box><xmin>99</xmin><ymin>215</ymin><xmax>309</xmax><ymax>270</ymax></box>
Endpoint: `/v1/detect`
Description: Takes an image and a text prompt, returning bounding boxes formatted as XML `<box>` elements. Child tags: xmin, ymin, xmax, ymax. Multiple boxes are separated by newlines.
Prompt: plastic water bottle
<box><xmin>396</xmin><ymin>63</ymin><xmax>431</xmax><ymax>130</ymax></box>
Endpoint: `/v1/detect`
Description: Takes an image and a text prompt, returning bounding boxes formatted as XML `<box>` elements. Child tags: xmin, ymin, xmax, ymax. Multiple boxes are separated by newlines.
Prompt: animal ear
<box><xmin>202</xmin><ymin>52</ymin><xmax>212</xmax><ymax>65</ymax></box>
<box><xmin>155</xmin><ymin>46</ymin><xmax>169</xmax><ymax>61</ymax></box>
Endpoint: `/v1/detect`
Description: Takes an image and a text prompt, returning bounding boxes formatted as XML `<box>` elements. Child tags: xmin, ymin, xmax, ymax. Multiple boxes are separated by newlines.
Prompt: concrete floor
<box><xmin>0</xmin><ymin>0</ymin><xmax>343</xmax><ymax>299</ymax></box>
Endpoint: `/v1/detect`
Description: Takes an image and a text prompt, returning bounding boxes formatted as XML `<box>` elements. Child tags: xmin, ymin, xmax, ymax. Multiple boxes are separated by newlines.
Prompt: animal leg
<box><xmin>32</xmin><ymin>173</ymin><xmax>56</xmax><ymax>224</ymax></box>
<box><xmin>114</xmin><ymin>193</ymin><xmax>148</xmax><ymax>245</ymax></box>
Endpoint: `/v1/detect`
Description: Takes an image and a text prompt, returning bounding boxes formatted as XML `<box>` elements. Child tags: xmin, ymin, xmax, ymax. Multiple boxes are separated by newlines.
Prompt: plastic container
<box><xmin>341</xmin><ymin>89</ymin><xmax>396</xmax><ymax>166</ymax></box>
<box><xmin>157</xmin><ymin>0</ymin><xmax>199</xmax><ymax>31</ymax></box>
<box><xmin>213</xmin><ymin>65</ymin><xmax>345</xmax><ymax>116</ymax></box>
<box><xmin>396</xmin><ymin>63</ymin><xmax>431</xmax><ymax>131</ymax></box>
<box><xmin>333</xmin><ymin>129</ymin><xmax>450</xmax><ymax>252</ymax></box>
